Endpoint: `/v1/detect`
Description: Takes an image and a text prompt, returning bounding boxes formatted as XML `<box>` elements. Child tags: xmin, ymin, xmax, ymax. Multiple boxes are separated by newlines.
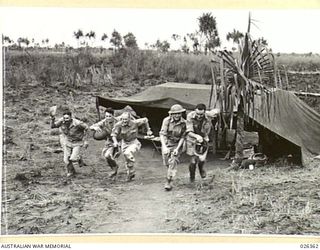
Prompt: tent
<box><xmin>249</xmin><ymin>89</ymin><xmax>320</xmax><ymax>166</ymax></box>
<box><xmin>97</xmin><ymin>82</ymin><xmax>214</xmax><ymax>111</ymax></box>
<box><xmin>96</xmin><ymin>82</ymin><xmax>217</xmax><ymax>133</ymax></box>
<box><xmin>96</xmin><ymin>82</ymin><xmax>320</xmax><ymax>166</ymax></box>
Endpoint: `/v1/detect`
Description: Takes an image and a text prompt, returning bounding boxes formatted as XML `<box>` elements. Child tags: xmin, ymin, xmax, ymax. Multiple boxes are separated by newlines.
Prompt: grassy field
<box><xmin>275</xmin><ymin>53</ymin><xmax>320</xmax><ymax>72</ymax></box>
<box><xmin>5</xmin><ymin>48</ymin><xmax>320</xmax><ymax>86</ymax></box>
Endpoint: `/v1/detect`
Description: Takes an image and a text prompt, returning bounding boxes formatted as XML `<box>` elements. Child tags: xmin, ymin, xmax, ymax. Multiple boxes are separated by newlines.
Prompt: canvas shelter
<box><xmin>96</xmin><ymin>82</ymin><xmax>320</xmax><ymax>166</ymax></box>
<box><xmin>95</xmin><ymin>82</ymin><xmax>217</xmax><ymax>134</ymax></box>
<box><xmin>248</xmin><ymin>89</ymin><xmax>320</xmax><ymax>166</ymax></box>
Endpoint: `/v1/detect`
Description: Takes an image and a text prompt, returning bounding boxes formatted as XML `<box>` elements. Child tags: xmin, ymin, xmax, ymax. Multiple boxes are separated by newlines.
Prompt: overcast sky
<box><xmin>0</xmin><ymin>7</ymin><xmax>319</xmax><ymax>53</ymax></box>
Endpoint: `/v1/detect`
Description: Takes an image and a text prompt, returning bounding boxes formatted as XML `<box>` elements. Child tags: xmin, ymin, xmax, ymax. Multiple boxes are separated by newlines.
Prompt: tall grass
<box><xmin>4</xmin><ymin>49</ymin><xmax>214</xmax><ymax>89</ymax></box>
<box><xmin>4</xmin><ymin>50</ymin><xmax>111</xmax><ymax>89</ymax></box>
<box><xmin>117</xmin><ymin>49</ymin><xmax>213</xmax><ymax>84</ymax></box>
<box><xmin>4</xmin><ymin>49</ymin><xmax>320</xmax><ymax>91</ymax></box>
<box><xmin>275</xmin><ymin>53</ymin><xmax>320</xmax><ymax>71</ymax></box>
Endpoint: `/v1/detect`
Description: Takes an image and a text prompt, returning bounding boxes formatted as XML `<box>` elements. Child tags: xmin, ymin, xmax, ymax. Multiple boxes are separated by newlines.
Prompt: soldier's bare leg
<box><xmin>189</xmin><ymin>156</ymin><xmax>197</xmax><ymax>182</ymax></box>
<box><xmin>63</xmin><ymin>145</ymin><xmax>75</xmax><ymax>177</ymax></box>
<box><xmin>198</xmin><ymin>160</ymin><xmax>207</xmax><ymax>179</ymax></box>
<box><xmin>103</xmin><ymin>147</ymin><xmax>118</xmax><ymax>179</ymax></box>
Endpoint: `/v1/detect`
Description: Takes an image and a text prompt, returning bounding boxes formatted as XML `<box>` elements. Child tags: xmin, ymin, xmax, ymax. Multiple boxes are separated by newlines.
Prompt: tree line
<box><xmin>2</xmin><ymin>12</ymin><xmax>268</xmax><ymax>54</ymax></box>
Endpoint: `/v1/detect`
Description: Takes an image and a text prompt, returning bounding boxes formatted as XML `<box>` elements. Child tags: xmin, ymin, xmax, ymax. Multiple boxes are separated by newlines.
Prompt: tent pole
<box><xmin>209</xmin><ymin>60</ymin><xmax>217</xmax><ymax>109</ymax></box>
<box><xmin>95</xmin><ymin>96</ymin><xmax>101</xmax><ymax>121</ymax></box>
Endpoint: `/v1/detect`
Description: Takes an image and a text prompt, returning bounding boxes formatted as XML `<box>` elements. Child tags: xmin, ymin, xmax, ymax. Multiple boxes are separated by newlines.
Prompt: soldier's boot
<box><xmin>107</xmin><ymin>158</ymin><xmax>118</xmax><ymax>179</ymax></box>
<box><xmin>78</xmin><ymin>158</ymin><xmax>86</xmax><ymax>168</ymax></box>
<box><xmin>189</xmin><ymin>163</ymin><xmax>196</xmax><ymax>182</ymax></box>
<box><xmin>127</xmin><ymin>172</ymin><xmax>136</xmax><ymax>182</ymax></box>
<box><xmin>109</xmin><ymin>166</ymin><xmax>119</xmax><ymax>180</ymax></box>
<box><xmin>66</xmin><ymin>162</ymin><xmax>76</xmax><ymax>177</ymax></box>
<box><xmin>126</xmin><ymin>164</ymin><xmax>136</xmax><ymax>182</ymax></box>
<box><xmin>164</xmin><ymin>177</ymin><xmax>173</xmax><ymax>191</ymax></box>
<box><xmin>198</xmin><ymin>161</ymin><xmax>207</xmax><ymax>179</ymax></box>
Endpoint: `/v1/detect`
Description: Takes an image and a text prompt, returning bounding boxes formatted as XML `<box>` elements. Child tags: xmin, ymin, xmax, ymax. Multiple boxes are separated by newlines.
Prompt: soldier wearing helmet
<box><xmin>159</xmin><ymin>104</ymin><xmax>187</xmax><ymax>191</ymax></box>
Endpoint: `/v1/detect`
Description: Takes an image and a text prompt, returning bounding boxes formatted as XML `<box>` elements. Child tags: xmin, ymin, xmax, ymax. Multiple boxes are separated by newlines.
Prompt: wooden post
<box><xmin>273</xmin><ymin>61</ymin><xmax>278</xmax><ymax>88</ymax></box>
<box><xmin>278</xmin><ymin>70</ymin><xmax>282</xmax><ymax>89</ymax></box>
<box><xmin>220</xmin><ymin>59</ymin><xmax>226</xmax><ymax>113</ymax></box>
<box><xmin>95</xmin><ymin>96</ymin><xmax>101</xmax><ymax>121</ymax></box>
<box><xmin>209</xmin><ymin>61</ymin><xmax>216</xmax><ymax>109</ymax></box>
<box><xmin>220</xmin><ymin>58</ymin><xmax>225</xmax><ymax>88</ymax></box>
<box><xmin>283</xmin><ymin>65</ymin><xmax>289</xmax><ymax>90</ymax></box>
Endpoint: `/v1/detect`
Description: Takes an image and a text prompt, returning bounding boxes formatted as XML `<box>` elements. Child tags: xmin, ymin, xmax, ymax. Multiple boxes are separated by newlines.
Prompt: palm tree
<box><xmin>45</xmin><ymin>38</ymin><xmax>49</xmax><ymax>48</ymax></box>
<box><xmin>216</xmin><ymin>14</ymin><xmax>277</xmax><ymax>168</ymax></box>
<box><xmin>187</xmin><ymin>33</ymin><xmax>200</xmax><ymax>53</ymax></box>
<box><xmin>2</xmin><ymin>35</ymin><xmax>12</xmax><ymax>46</ymax></box>
<box><xmin>25</xmin><ymin>38</ymin><xmax>30</xmax><ymax>47</ymax></box>
<box><xmin>257</xmin><ymin>37</ymin><xmax>268</xmax><ymax>46</ymax></box>
<box><xmin>123</xmin><ymin>32</ymin><xmax>138</xmax><ymax>49</ymax></box>
<box><xmin>73</xmin><ymin>29</ymin><xmax>84</xmax><ymax>47</ymax></box>
<box><xmin>226</xmin><ymin>29</ymin><xmax>244</xmax><ymax>45</ymax></box>
<box><xmin>110</xmin><ymin>29</ymin><xmax>123</xmax><ymax>51</ymax></box>
<box><xmin>198</xmin><ymin>12</ymin><xmax>220</xmax><ymax>53</ymax></box>
<box><xmin>85</xmin><ymin>31</ymin><xmax>96</xmax><ymax>47</ymax></box>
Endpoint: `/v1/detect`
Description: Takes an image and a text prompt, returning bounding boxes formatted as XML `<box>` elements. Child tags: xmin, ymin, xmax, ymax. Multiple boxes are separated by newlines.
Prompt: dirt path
<box><xmin>93</xmin><ymin>179</ymin><xmax>174</xmax><ymax>233</ymax></box>
<box><xmin>86</xmin><ymin>141</ymin><xmax>192</xmax><ymax>233</ymax></box>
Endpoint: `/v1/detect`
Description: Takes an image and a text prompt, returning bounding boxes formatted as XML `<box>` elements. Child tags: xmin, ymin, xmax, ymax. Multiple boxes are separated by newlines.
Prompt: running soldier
<box><xmin>186</xmin><ymin>103</ymin><xmax>217</xmax><ymax>182</ymax></box>
<box><xmin>50</xmin><ymin>110</ymin><xmax>89</xmax><ymax>177</ymax></box>
<box><xmin>90</xmin><ymin>107</ymin><xmax>119</xmax><ymax>180</ymax></box>
<box><xmin>111</xmin><ymin>112</ymin><xmax>153</xmax><ymax>181</ymax></box>
<box><xmin>159</xmin><ymin>104</ymin><xmax>187</xmax><ymax>191</ymax></box>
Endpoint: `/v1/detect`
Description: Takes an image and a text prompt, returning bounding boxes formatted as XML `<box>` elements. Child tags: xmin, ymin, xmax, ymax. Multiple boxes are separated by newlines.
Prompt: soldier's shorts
<box><xmin>121</xmin><ymin>139</ymin><xmax>141</xmax><ymax>171</ymax></box>
<box><xmin>162</xmin><ymin>144</ymin><xmax>182</xmax><ymax>180</ymax></box>
<box><xmin>102</xmin><ymin>139</ymin><xmax>115</xmax><ymax>160</ymax></box>
<box><xmin>60</xmin><ymin>135</ymin><xmax>84</xmax><ymax>164</ymax></box>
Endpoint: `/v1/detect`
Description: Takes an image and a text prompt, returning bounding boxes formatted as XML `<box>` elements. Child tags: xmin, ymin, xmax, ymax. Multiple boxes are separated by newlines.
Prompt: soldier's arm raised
<box><xmin>50</xmin><ymin>117</ymin><xmax>62</xmax><ymax>129</ymax></box>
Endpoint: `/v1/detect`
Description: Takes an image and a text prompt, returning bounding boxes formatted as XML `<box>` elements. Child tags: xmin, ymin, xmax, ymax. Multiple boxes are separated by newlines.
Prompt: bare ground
<box><xmin>2</xmin><ymin>83</ymin><xmax>320</xmax><ymax>235</ymax></box>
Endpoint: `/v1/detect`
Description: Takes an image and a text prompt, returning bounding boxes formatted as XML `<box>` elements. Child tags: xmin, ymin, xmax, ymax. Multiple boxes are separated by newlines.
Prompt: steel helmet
<box><xmin>168</xmin><ymin>104</ymin><xmax>186</xmax><ymax>114</ymax></box>
<box><xmin>195</xmin><ymin>141</ymin><xmax>209</xmax><ymax>155</ymax></box>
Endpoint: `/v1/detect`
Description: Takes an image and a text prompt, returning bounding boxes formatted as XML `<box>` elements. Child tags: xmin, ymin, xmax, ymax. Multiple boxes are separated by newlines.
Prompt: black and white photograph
<box><xmin>1</xmin><ymin>5</ymin><xmax>320</xmax><ymax>237</ymax></box>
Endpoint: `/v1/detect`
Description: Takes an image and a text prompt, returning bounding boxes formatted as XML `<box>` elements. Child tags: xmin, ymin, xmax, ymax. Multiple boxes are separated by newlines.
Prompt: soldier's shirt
<box><xmin>53</xmin><ymin>118</ymin><xmax>88</xmax><ymax>142</ymax></box>
<box><xmin>159</xmin><ymin>116</ymin><xmax>187</xmax><ymax>147</ymax></box>
<box><xmin>186</xmin><ymin>111</ymin><xmax>212</xmax><ymax>139</ymax></box>
<box><xmin>111</xmin><ymin>118</ymin><xmax>148</xmax><ymax>142</ymax></box>
<box><xmin>186</xmin><ymin>111</ymin><xmax>212</xmax><ymax>157</ymax></box>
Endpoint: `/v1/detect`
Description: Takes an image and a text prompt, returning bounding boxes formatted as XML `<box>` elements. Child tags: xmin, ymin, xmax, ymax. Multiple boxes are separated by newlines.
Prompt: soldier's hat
<box><xmin>168</xmin><ymin>104</ymin><xmax>186</xmax><ymax>114</ymax></box>
<box><xmin>195</xmin><ymin>140</ymin><xmax>209</xmax><ymax>155</ymax></box>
